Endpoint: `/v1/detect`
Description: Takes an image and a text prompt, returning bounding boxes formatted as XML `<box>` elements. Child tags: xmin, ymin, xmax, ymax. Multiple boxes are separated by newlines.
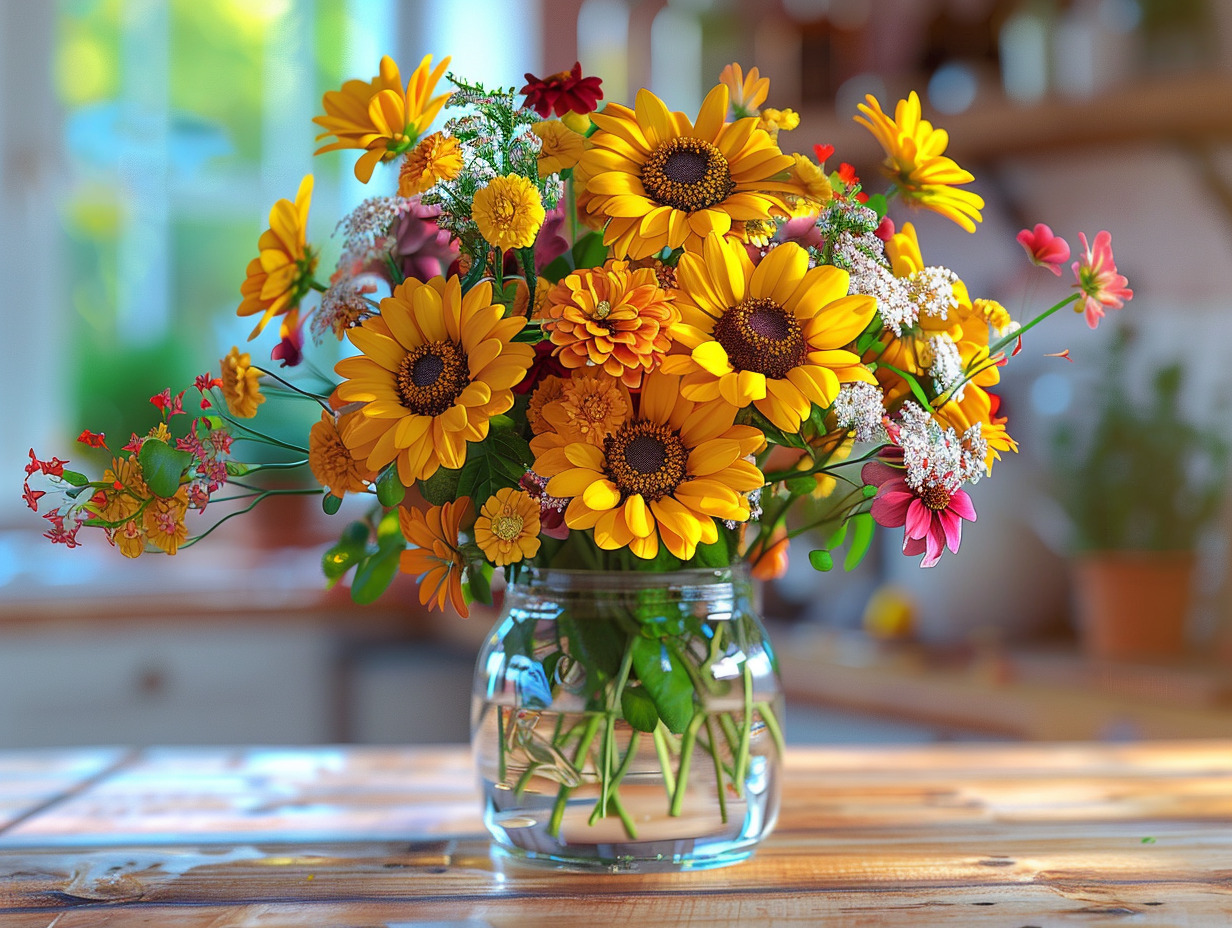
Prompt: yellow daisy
<box><xmin>309</xmin><ymin>411</ymin><xmax>377</xmax><ymax>499</ymax></box>
<box><xmin>237</xmin><ymin>174</ymin><xmax>317</xmax><ymax>340</ymax></box>
<box><xmin>662</xmin><ymin>234</ymin><xmax>878</xmax><ymax>434</ymax></box>
<box><xmin>854</xmin><ymin>92</ymin><xmax>984</xmax><ymax>233</ymax></box>
<box><xmin>577</xmin><ymin>83</ymin><xmax>797</xmax><ymax>258</ymax></box>
<box><xmin>220</xmin><ymin>347</ymin><xmax>265</xmax><ymax>419</ymax></box>
<box><xmin>334</xmin><ymin>275</ymin><xmax>535</xmax><ymax>486</ymax></box>
<box><xmin>531</xmin><ymin>120</ymin><xmax>585</xmax><ymax>177</ymax></box>
<box><xmin>475</xmin><ymin>487</ymin><xmax>541</xmax><ymax>566</ymax></box>
<box><xmin>398</xmin><ymin>132</ymin><xmax>463</xmax><ymax>196</ymax></box>
<box><xmin>472</xmin><ymin>174</ymin><xmax>545</xmax><ymax>250</ymax></box>
<box><xmin>535</xmin><ymin>372</ymin><xmax>765</xmax><ymax>561</ymax></box>
<box><xmin>399</xmin><ymin>498</ymin><xmax>473</xmax><ymax>617</ymax></box>
<box><xmin>544</xmin><ymin>260</ymin><xmax>678</xmax><ymax>388</ymax></box>
<box><xmin>314</xmin><ymin>54</ymin><xmax>452</xmax><ymax>183</ymax></box>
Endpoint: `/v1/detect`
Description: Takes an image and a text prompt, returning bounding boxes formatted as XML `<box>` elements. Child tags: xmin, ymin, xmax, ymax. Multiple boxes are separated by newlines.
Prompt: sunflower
<box><xmin>398</xmin><ymin>132</ymin><xmax>463</xmax><ymax>196</ymax></box>
<box><xmin>471</xmin><ymin>174</ymin><xmax>545</xmax><ymax>250</ymax></box>
<box><xmin>854</xmin><ymin>92</ymin><xmax>984</xmax><ymax>233</ymax></box>
<box><xmin>475</xmin><ymin>487</ymin><xmax>541</xmax><ymax>566</ymax></box>
<box><xmin>535</xmin><ymin>372</ymin><xmax>764</xmax><ymax>560</ymax></box>
<box><xmin>577</xmin><ymin>84</ymin><xmax>798</xmax><ymax>258</ymax></box>
<box><xmin>399</xmin><ymin>498</ymin><xmax>473</xmax><ymax>617</ymax></box>
<box><xmin>531</xmin><ymin>120</ymin><xmax>584</xmax><ymax>177</ymax></box>
<box><xmin>662</xmin><ymin>234</ymin><xmax>877</xmax><ymax>434</ymax></box>
<box><xmin>544</xmin><ymin>260</ymin><xmax>678</xmax><ymax>388</ymax></box>
<box><xmin>314</xmin><ymin>54</ymin><xmax>452</xmax><ymax>183</ymax></box>
<box><xmin>309</xmin><ymin>411</ymin><xmax>377</xmax><ymax>499</ymax></box>
<box><xmin>220</xmin><ymin>347</ymin><xmax>265</xmax><ymax>418</ymax></box>
<box><xmin>334</xmin><ymin>275</ymin><xmax>535</xmax><ymax>485</ymax></box>
<box><xmin>529</xmin><ymin>369</ymin><xmax>631</xmax><ymax>457</ymax></box>
<box><xmin>237</xmin><ymin>175</ymin><xmax>317</xmax><ymax>339</ymax></box>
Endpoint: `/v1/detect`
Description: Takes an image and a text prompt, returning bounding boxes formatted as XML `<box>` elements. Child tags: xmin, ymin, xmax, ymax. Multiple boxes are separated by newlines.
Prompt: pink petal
<box><xmin>861</xmin><ymin>460</ymin><xmax>903</xmax><ymax>488</ymax></box>
<box><xmin>905</xmin><ymin>498</ymin><xmax>932</xmax><ymax>540</ymax></box>
<box><xmin>921</xmin><ymin>517</ymin><xmax>947</xmax><ymax>567</ymax></box>
<box><xmin>902</xmin><ymin>534</ymin><xmax>926</xmax><ymax>557</ymax></box>
<box><xmin>871</xmin><ymin>490</ymin><xmax>914</xmax><ymax>528</ymax></box>
<box><xmin>948</xmin><ymin>489</ymin><xmax>977</xmax><ymax>522</ymax></box>
<box><xmin>937</xmin><ymin>508</ymin><xmax>963</xmax><ymax>553</ymax></box>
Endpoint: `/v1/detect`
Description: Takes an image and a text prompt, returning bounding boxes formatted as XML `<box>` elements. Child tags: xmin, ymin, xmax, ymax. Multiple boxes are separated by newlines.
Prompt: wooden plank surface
<box><xmin>0</xmin><ymin>743</ymin><xmax>1230</xmax><ymax>925</ymax></box>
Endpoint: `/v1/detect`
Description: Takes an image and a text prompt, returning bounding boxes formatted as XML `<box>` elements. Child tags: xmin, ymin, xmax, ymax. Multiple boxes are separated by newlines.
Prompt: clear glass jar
<box><xmin>472</xmin><ymin>565</ymin><xmax>784</xmax><ymax>871</ymax></box>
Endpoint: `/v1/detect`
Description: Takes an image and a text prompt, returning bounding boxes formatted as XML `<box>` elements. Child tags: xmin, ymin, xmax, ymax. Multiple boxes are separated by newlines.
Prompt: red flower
<box><xmin>813</xmin><ymin>143</ymin><xmax>835</xmax><ymax>164</ymax></box>
<box><xmin>520</xmin><ymin>62</ymin><xmax>603</xmax><ymax>118</ymax></box>
<box><xmin>862</xmin><ymin>459</ymin><xmax>977</xmax><ymax>568</ymax></box>
<box><xmin>122</xmin><ymin>433</ymin><xmax>144</xmax><ymax>454</ymax></box>
<box><xmin>150</xmin><ymin>388</ymin><xmax>185</xmax><ymax>417</ymax></box>
<box><xmin>1072</xmin><ymin>230</ymin><xmax>1132</xmax><ymax>330</ymax></box>
<box><xmin>77</xmin><ymin>430</ymin><xmax>107</xmax><ymax>449</ymax></box>
<box><xmin>271</xmin><ymin>308</ymin><xmax>305</xmax><ymax>368</ymax></box>
<box><xmin>513</xmin><ymin>340</ymin><xmax>568</xmax><ymax>395</ymax></box>
<box><xmin>1016</xmin><ymin>223</ymin><xmax>1070</xmax><ymax>277</ymax></box>
<box><xmin>22</xmin><ymin>482</ymin><xmax>45</xmax><ymax>512</ymax></box>
<box><xmin>837</xmin><ymin>162</ymin><xmax>868</xmax><ymax>203</ymax></box>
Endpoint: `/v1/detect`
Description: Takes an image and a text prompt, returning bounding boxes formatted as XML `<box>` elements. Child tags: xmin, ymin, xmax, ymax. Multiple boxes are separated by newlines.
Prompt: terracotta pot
<box><xmin>1072</xmin><ymin>552</ymin><xmax>1196</xmax><ymax>661</ymax></box>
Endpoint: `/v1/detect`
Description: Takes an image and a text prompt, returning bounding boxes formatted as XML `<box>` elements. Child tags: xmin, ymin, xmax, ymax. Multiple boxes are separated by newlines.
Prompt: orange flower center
<box><xmin>920</xmin><ymin>483</ymin><xmax>951</xmax><ymax>512</ymax></box>
<box><xmin>396</xmin><ymin>340</ymin><xmax>470</xmax><ymax>417</ymax></box>
<box><xmin>713</xmin><ymin>297</ymin><xmax>808</xmax><ymax>379</ymax></box>
<box><xmin>641</xmin><ymin>137</ymin><xmax>735</xmax><ymax>213</ymax></box>
<box><xmin>604</xmin><ymin>420</ymin><xmax>688</xmax><ymax>501</ymax></box>
<box><xmin>491</xmin><ymin>513</ymin><xmax>525</xmax><ymax>541</ymax></box>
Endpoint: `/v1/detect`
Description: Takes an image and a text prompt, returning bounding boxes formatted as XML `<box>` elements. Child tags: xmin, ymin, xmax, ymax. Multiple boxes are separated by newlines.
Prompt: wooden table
<box><xmin>1</xmin><ymin>743</ymin><xmax>1231</xmax><ymax>925</ymax></box>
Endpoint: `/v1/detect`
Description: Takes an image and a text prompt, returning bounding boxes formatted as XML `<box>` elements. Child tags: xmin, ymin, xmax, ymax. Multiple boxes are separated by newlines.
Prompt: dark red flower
<box><xmin>513</xmin><ymin>340</ymin><xmax>568</xmax><ymax>395</ymax></box>
<box><xmin>520</xmin><ymin>62</ymin><xmax>603</xmax><ymax>118</ymax></box>
<box><xmin>77</xmin><ymin>430</ymin><xmax>107</xmax><ymax>449</ymax></box>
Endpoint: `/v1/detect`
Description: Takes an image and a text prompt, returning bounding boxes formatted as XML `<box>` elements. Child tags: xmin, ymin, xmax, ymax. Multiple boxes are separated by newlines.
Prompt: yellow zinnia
<box><xmin>535</xmin><ymin>372</ymin><xmax>764</xmax><ymax>561</ymax></box>
<box><xmin>544</xmin><ymin>260</ymin><xmax>678</xmax><ymax>389</ymax></box>
<box><xmin>399</xmin><ymin>498</ymin><xmax>473</xmax><ymax>617</ymax></box>
<box><xmin>220</xmin><ymin>347</ymin><xmax>265</xmax><ymax>419</ymax></box>
<box><xmin>334</xmin><ymin>275</ymin><xmax>535</xmax><ymax>486</ymax></box>
<box><xmin>529</xmin><ymin>369</ymin><xmax>632</xmax><ymax>457</ymax></box>
<box><xmin>662</xmin><ymin>234</ymin><xmax>878</xmax><ymax>434</ymax></box>
<box><xmin>531</xmin><ymin>120</ymin><xmax>584</xmax><ymax>177</ymax></box>
<box><xmin>577</xmin><ymin>84</ymin><xmax>797</xmax><ymax>258</ymax></box>
<box><xmin>854</xmin><ymin>92</ymin><xmax>984</xmax><ymax>233</ymax></box>
<box><xmin>398</xmin><ymin>132</ymin><xmax>463</xmax><ymax>196</ymax></box>
<box><xmin>475</xmin><ymin>487</ymin><xmax>541</xmax><ymax>566</ymax></box>
<box><xmin>472</xmin><ymin>174</ymin><xmax>545</xmax><ymax>250</ymax></box>
<box><xmin>237</xmin><ymin>174</ymin><xmax>317</xmax><ymax>340</ymax></box>
<box><xmin>314</xmin><ymin>54</ymin><xmax>452</xmax><ymax>183</ymax></box>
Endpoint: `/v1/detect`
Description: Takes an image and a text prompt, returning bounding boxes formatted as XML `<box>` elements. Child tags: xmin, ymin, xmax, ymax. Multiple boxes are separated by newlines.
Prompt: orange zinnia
<box><xmin>399</xmin><ymin>497</ymin><xmax>473</xmax><ymax>617</ymax></box>
<box><xmin>544</xmin><ymin>260</ymin><xmax>678</xmax><ymax>389</ymax></box>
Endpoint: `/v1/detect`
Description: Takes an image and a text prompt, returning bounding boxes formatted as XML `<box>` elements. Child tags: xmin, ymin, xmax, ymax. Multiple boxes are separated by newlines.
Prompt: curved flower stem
<box><xmin>179</xmin><ymin>487</ymin><xmax>321</xmax><ymax>549</ymax></box>
<box><xmin>703</xmin><ymin>717</ymin><xmax>728</xmax><ymax>824</ymax></box>
<box><xmin>547</xmin><ymin>714</ymin><xmax>602</xmax><ymax>839</ymax></box>
<box><xmin>213</xmin><ymin>410</ymin><xmax>310</xmax><ymax>455</ymax></box>
<box><xmin>761</xmin><ymin>446</ymin><xmax>886</xmax><ymax>485</ymax></box>
<box><xmin>670</xmin><ymin>712</ymin><xmax>706</xmax><ymax>817</ymax></box>
<box><xmin>755</xmin><ymin>701</ymin><xmax>787</xmax><ymax>758</ymax></box>
<box><xmin>734</xmin><ymin>662</ymin><xmax>753</xmax><ymax>793</ymax></box>
<box><xmin>253</xmin><ymin>366</ymin><xmax>333</xmax><ymax>410</ymax></box>
<box><xmin>653</xmin><ymin>724</ymin><xmax>676</xmax><ymax>801</ymax></box>
<box><xmin>988</xmin><ymin>292</ymin><xmax>1081</xmax><ymax>358</ymax></box>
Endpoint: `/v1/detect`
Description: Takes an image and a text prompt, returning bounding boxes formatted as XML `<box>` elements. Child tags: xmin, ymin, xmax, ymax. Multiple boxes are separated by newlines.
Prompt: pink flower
<box><xmin>862</xmin><ymin>460</ymin><xmax>977</xmax><ymax>569</ymax></box>
<box><xmin>1072</xmin><ymin>230</ymin><xmax>1132</xmax><ymax>330</ymax></box>
<box><xmin>1016</xmin><ymin>223</ymin><xmax>1070</xmax><ymax>276</ymax></box>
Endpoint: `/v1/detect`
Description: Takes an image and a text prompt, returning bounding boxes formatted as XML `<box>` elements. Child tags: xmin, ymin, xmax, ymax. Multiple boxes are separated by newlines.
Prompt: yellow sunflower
<box><xmin>535</xmin><ymin>372</ymin><xmax>764</xmax><ymax>561</ymax></box>
<box><xmin>314</xmin><ymin>54</ymin><xmax>452</xmax><ymax>183</ymax></box>
<box><xmin>472</xmin><ymin>174</ymin><xmax>545</xmax><ymax>250</ymax></box>
<box><xmin>854</xmin><ymin>92</ymin><xmax>984</xmax><ymax>233</ymax></box>
<box><xmin>577</xmin><ymin>84</ymin><xmax>798</xmax><ymax>258</ymax></box>
<box><xmin>544</xmin><ymin>260</ymin><xmax>678</xmax><ymax>389</ymax></box>
<box><xmin>531</xmin><ymin>120</ymin><xmax>585</xmax><ymax>177</ymax></box>
<box><xmin>398</xmin><ymin>132</ymin><xmax>463</xmax><ymax>196</ymax></box>
<box><xmin>475</xmin><ymin>487</ymin><xmax>541</xmax><ymax>566</ymax></box>
<box><xmin>662</xmin><ymin>234</ymin><xmax>878</xmax><ymax>434</ymax></box>
<box><xmin>220</xmin><ymin>347</ymin><xmax>265</xmax><ymax>419</ymax></box>
<box><xmin>237</xmin><ymin>174</ymin><xmax>317</xmax><ymax>340</ymax></box>
<box><xmin>399</xmin><ymin>498</ymin><xmax>473</xmax><ymax>617</ymax></box>
<box><xmin>309</xmin><ymin>411</ymin><xmax>377</xmax><ymax>499</ymax></box>
<box><xmin>334</xmin><ymin>275</ymin><xmax>535</xmax><ymax>486</ymax></box>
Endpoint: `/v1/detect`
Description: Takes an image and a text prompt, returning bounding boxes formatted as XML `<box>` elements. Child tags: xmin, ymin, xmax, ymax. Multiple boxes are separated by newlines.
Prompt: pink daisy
<box><xmin>862</xmin><ymin>460</ymin><xmax>977</xmax><ymax>568</ymax></box>
<box><xmin>1072</xmin><ymin>230</ymin><xmax>1132</xmax><ymax>329</ymax></box>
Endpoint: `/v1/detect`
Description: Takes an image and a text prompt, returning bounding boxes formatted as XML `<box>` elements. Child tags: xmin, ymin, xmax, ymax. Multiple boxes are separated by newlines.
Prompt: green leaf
<box><xmin>865</xmin><ymin>193</ymin><xmax>888</xmax><ymax>220</ymax></box>
<box><xmin>418</xmin><ymin>467</ymin><xmax>461</xmax><ymax>506</ymax></box>
<box><xmin>466</xmin><ymin>560</ymin><xmax>493</xmax><ymax>607</ymax></box>
<box><xmin>631</xmin><ymin>636</ymin><xmax>695</xmax><ymax>734</ymax></box>
<box><xmin>225</xmin><ymin>461</ymin><xmax>251</xmax><ymax>477</ymax></box>
<box><xmin>571</xmin><ymin>231</ymin><xmax>608</xmax><ymax>270</ymax></box>
<box><xmin>742</xmin><ymin>406</ymin><xmax>807</xmax><ymax>450</ymax></box>
<box><xmin>877</xmin><ymin>363</ymin><xmax>935</xmax><ymax>412</ymax></box>
<box><xmin>350</xmin><ymin>546</ymin><xmax>402</xmax><ymax>605</ymax></box>
<box><xmin>862</xmin><ymin>483</ymin><xmax>879</xmax><ymax>499</ymax></box>
<box><xmin>691</xmin><ymin>534</ymin><xmax>730</xmax><ymax>569</ymax></box>
<box><xmin>809</xmin><ymin>549</ymin><xmax>834</xmax><ymax>572</ymax></box>
<box><xmin>375</xmin><ymin>507</ymin><xmax>405</xmax><ymax>551</ymax></box>
<box><xmin>844</xmin><ymin>512</ymin><xmax>876</xmax><ymax>572</ymax></box>
<box><xmin>786</xmin><ymin>475</ymin><xmax>816</xmax><ymax>497</ymax></box>
<box><xmin>558</xmin><ymin>614</ymin><xmax>625</xmax><ymax>704</ymax></box>
<box><xmin>321</xmin><ymin>493</ymin><xmax>342</xmax><ymax>515</ymax></box>
<box><xmin>60</xmin><ymin>470</ymin><xmax>89</xmax><ymax>487</ymax></box>
<box><xmin>376</xmin><ymin>466</ymin><xmax>405</xmax><ymax>507</ymax></box>
<box><xmin>137</xmin><ymin>439</ymin><xmax>192</xmax><ymax>499</ymax></box>
<box><xmin>620</xmin><ymin>685</ymin><xmax>660</xmax><ymax>733</ymax></box>
<box><xmin>454</xmin><ymin>416</ymin><xmax>532</xmax><ymax>505</ymax></box>
<box><xmin>825</xmin><ymin>521</ymin><xmax>848</xmax><ymax>550</ymax></box>
<box><xmin>460</xmin><ymin>248</ymin><xmax>488</xmax><ymax>292</ymax></box>
<box><xmin>540</xmin><ymin>253</ymin><xmax>571</xmax><ymax>284</ymax></box>
<box><xmin>322</xmin><ymin>543</ymin><xmax>366</xmax><ymax>584</ymax></box>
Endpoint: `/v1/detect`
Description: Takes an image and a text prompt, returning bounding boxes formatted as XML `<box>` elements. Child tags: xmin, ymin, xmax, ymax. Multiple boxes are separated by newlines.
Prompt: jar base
<box><xmin>489</xmin><ymin>837</ymin><xmax>758</xmax><ymax>872</ymax></box>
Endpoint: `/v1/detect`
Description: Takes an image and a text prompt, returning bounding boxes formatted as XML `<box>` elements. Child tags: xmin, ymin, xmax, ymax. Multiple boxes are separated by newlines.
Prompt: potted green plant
<box><xmin>1050</xmin><ymin>328</ymin><xmax>1228</xmax><ymax>659</ymax></box>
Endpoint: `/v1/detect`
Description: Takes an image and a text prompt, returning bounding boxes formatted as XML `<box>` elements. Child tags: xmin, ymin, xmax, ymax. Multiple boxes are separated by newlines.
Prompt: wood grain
<box><xmin>0</xmin><ymin>743</ymin><xmax>1230</xmax><ymax>926</ymax></box>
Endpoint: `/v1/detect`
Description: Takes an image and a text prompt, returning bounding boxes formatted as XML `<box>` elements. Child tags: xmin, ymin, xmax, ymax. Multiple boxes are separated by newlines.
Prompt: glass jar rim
<box><xmin>506</xmin><ymin>562</ymin><xmax>752</xmax><ymax>593</ymax></box>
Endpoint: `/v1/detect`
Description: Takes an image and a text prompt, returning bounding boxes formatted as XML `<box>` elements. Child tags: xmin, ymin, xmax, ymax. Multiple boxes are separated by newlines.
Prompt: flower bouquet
<box><xmin>23</xmin><ymin>56</ymin><xmax>1129</xmax><ymax>869</ymax></box>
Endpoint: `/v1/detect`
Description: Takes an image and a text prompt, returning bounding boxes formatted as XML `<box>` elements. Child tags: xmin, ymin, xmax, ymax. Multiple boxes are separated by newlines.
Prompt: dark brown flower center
<box><xmin>604</xmin><ymin>420</ymin><xmax>689</xmax><ymax>501</ymax></box>
<box><xmin>641</xmin><ymin>137</ymin><xmax>735</xmax><ymax>213</ymax></box>
<box><xmin>712</xmin><ymin>297</ymin><xmax>808</xmax><ymax>379</ymax></box>
<box><xmin>920</xmin><ymin>483</ymin><xmax>951</xmax><ymax>512</ymax></box>
<box><xmin>395</xmin><ymin>339</ymin><xmax>470</xmax><ymax>417</ymax></box>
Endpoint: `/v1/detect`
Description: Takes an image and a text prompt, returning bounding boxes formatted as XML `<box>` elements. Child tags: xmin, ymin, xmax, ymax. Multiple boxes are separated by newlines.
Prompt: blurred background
<box><xmin>3</xmin><ymin>0</ymin><xmax>1232</xmax><ymax>748</ymax></box>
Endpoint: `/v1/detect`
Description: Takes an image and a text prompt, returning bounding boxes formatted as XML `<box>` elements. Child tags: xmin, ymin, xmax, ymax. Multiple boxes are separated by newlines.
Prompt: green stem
<box><xmin>496</xmin><ymin>705</ymin><xmax>507</xmax><ymax>784</ymax></box>
<box><xmin>548</xmin><ymin>714</ymin><xmax>602</xmax><ymax>839</ymax></box>
<box><xmin>734</xmin><ymin>663</ymin><xmax>753</xmax><ymax>791</ymax></box>
<box><xmin>566</xmin><ymin>174</ymin><xmax>579</xmax><ymax>244</ymax></box>
<box><xmin>178</xmin><ymin>488</ymin><xmax>321</xmax><ymax>549</ymax></box>
<box><xmin>653</xmin><ymin>724</ymin><xmax>677</xmax><ymax>802</ymax></box>
<box><xmin>513</xmin><ymin>762</ymin><xmax>540</xmax><ymax>800</ymax></box>
<box><xmin>670</xmin><ymin>712</ymin><xmax>706</xmax><ymax>817</ymax></box>
<box><xmin>213</xmin><ymin>409</ymin><xmax>309</xmax><ymax>455</ymax></box>
<box><xmin>755</xmin><ymin>701</ymin><xmax>787</xmax><ymax>758</ymax></box>
<box><xmin>610</xmin><ymin>792</ymin><xmax>639</xmax><ymax>840</ymax></box>
<box><xmin>987</xmin><ymin>292</ymin><xmax>1081</xmax><ymax>358</ymax></box>
<box><xmin>704</xmin><ymin>718</ymin><xmax>728</xmax><ymax>824</ymax></box>
<box><xmin>253</xmin><ymin>367</ymin><xmax>332</xmax><ymax>410</ymax></box>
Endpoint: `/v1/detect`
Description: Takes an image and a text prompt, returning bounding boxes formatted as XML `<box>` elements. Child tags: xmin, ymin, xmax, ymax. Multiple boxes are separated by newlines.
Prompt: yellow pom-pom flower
<box><xmin>472</xmin><ymin>174</ymin><xmax>545</xmax><ymax>250</ymax></box>
<box><xmin>219</xmin><ymin>346</ymin><xmax>265</xmax><ymax>419</ymax></box>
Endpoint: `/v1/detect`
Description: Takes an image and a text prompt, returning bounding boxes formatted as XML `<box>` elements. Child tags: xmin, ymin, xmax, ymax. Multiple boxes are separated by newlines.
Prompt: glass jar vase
<box><xmin>472</xmin><ymin>565</ymin><xmax>784</xmax><ymax>871</ymax></box>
